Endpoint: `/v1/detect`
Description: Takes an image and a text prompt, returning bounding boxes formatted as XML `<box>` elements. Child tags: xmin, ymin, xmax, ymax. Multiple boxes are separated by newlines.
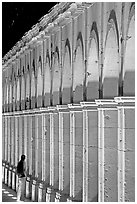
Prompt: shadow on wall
<box><xmin>86</xmin><ymin>81</ymin><xmax>99</xmax><ymax>100</ymax></box>
<box><xmin>123</xmin><ymin>71</ymin><xmax>135</xmax><ymax>96</ymax></box>
<box><xmin>103</xmin><ymin>77</ymin><xmax>118</xmax><ymax>98</ymax></box>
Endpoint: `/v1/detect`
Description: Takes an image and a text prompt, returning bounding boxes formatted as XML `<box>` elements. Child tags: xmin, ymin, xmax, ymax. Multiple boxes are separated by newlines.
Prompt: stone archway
<box><xmin>73</xmin><ymin>35</ymin><xmax>84</xmax><ymax>103</ymax></box>
<box><xmin>37</xmin><ymin>60</ymin><xmax>43</xmax><ymax>107</ymax></box>
<box><xmin>16</xmin><ymin>79</ymin><xmax>20</xmax><ymax>110</ymax></box>
<box><xmin>87</xmin><ymin>29</ymin><xmax>99</xmax><ymax>100</ymax></box>
<box><xmin>62</xmin><ymin>41</ymin><xmax>72</xmax><ymax>104</ymax></box>
<box><xmin>52</xmin><ymin>49</ymin><xmax>61</xmax><ymax>105</ymax></box>
<box><xmin>26</xmin><ymin>73</ymin><xmax>30</xmax><ymax>109</ymax></box>
<box><xmin>44</xmin><ymin>57</ymin><xmax>51</xmax><ymax>106</ymax></box>
<box><xmin>31</xmin><ymin>70</ymin><xmax>36</xmax><ymax>109</ymax></box>
<box><xmin>103</xmin><ymin>20</ymin><xmax>119</xmax><ymax>98</ymax></box>
<box><xmin>21</xmin><ymin>76</ymin><xmax>25</xmax><ymax>110</ymax></box>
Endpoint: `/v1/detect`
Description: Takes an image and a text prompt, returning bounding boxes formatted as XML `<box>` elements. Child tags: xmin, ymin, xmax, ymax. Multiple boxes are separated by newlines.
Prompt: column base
<box><xmin>2</xmin><ymin>162</ymin><xmax>5</xmax><ymax>183</ymax></box>
<box><xmin>16</xmin><ymin>174</ymin><xmax>18</xmax><ymax>192</ymax></box>
<box><xmin>46</xmin><ymin>187</ymin><xmax>56</xmax><ymax>202</ymax></box>
<box><xmin>12</xmin><ymin>168</ymin><xmax>16</xmax><ymax>190</ymax></box>
<box><xmin>26</xmin><ymin>177</ymin><xmax>31</xmax><ymax>199</ymax></box>
<box><xmin>5</xmin><ymin>164</ymin><xmax>9</xmax><ymax>185</ymax></box>
<box><xmin>55</xmin><ymin>192</ymin><xmax>61</xmax><ymax>202</ymax></box>
<box><xmin>31</xmin><ymin>179</ymin><xmax>38</xmax><ymax>201</ymax></box>
<box><xmin>8</xmin><ymin>166</ymin><xmax>12</xmax><ymax>188</ymax></box>
<box><xmin>38</xmin><ymin>183</ymin><xmax>44</xmax><ymax>202</ymax></box>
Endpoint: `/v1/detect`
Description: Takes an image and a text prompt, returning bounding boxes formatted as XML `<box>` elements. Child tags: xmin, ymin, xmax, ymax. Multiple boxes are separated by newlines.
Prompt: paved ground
<box><xmin>2</xmin><ymin>183</ymin><xmax>31</xmax><ymax>202</ymax></box>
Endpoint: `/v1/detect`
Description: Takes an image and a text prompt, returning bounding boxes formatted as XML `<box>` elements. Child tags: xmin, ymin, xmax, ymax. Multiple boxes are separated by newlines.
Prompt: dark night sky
<box><xmin>2</xmin><ymin>2</ymin><xmax>57</xmax><ymax>57</ymax></box>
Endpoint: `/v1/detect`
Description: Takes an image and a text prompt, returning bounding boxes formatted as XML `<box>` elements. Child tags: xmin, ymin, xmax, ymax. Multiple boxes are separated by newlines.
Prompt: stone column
<box><xmin>58</xmin><ymin>110</ymin><xmax>63</xmax><ymax>191</ymax></box>
<box><xmin>115</xmin><ymin>97</ymin><xmax>135</xmax><ymax>202</ymax></box>
<box><xmin>68</xmin><ymin>104</ymin><xmax>83</xmax><ymax>201</ymax></box>
<box><xmin>15</xmin><ymin>116</ymin><xmax>19</xmax><ymax>167</ymax></box>
<box><xmin>35</xmin><ymin>114</ymin><xmax>39</xmax><ymax>178</ymax></box>
<box><xmin>96</xmin><ymin>99</ymin><xmax>118</xmax><ymax>202</ymax></box>
<box><xmin>81</xmin><ymin>102</ymin><xmax>98</xmax><ymax>202</ymax></box>
<box><xmin>28</xmin><ymin>115</ymin><xmax>32</xmax><ymax>175</ymax></box>
<box><xmin>42</xmin><ymin>113</ymin><xmax>46</xmax><ymax>182</ymax></box>
<box><xmin>56</xmin><ymin>105</ymin><xmax>70</xmax><ymax>201</ymax></box>
<box><xmin>4</xmin><ymin>115</ymin><xmax>8</xmax><ymax>184</ymax></box>
<box><xmin>19</xmin><ymin>115</ymin><xmax>22</xmax><ymax>159</ymax></box>
<box><xmin>2</xmin><ymin>116</ymin><xmax>5</xmax><ymax>161</ymax></box>
<box><xmin>11</xmin><ymin>116</ymin><xmax>15</xmax><ymax>166</ymax></box>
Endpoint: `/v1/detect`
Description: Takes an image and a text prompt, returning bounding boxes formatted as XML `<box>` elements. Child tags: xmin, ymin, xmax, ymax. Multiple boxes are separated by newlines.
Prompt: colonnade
<box><xmin>2</xmin><ymin>97</ymin><xmax>135</xmax><ymax>202</ymax></box>
<box><xmin>2</xmin><ymin>2</ymin><xmax>135</xmax><ymax>202</ymax></box>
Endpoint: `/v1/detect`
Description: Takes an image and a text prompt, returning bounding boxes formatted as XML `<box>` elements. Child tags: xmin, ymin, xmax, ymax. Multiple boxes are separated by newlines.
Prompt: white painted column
<box><xmin>117</xmin><ymin>107</ymin><xmax>125</xmax><ymax>202</ymax></box>
<box><xmin>115</xmin><ymin>97</ymin><xmax>135</xmax><ymax>202</ymax></box>
<box><xmin>24</xmin><ymin>115</ymin><xmax>27</xmax><ymax>161</ymax></box>
<box><xmin>28</xmin><ymin>115</ymin><xmax>32</xmax><ymax>175</ymax></box>
<box><xmin>58</xmin><ymin>111</ymin><xmax>63</xmax><ymax>191</ymax></box>
<box><xmin>82</xmin><ymin>110</ymin><xmax>88</xmax><ymax>202</ymax></box>
<box><xmin>35</xmin><ymin>114</ymin><xmax>38</xmax><ymax>178</ymax></box>
<box><xmin>11</xmin><ymin>116</ymin><xmax>14</xmax><ymax>165</ymax></box>
<box><xmin>50</xmin><ymin>112</ymin><xmax>54</xmax><ymax>186</ymax></box>
<box><xmin>15</xmin><ymin>116</ymin><xmax>19</xmax><ymax>167</ymax></box>
<box><xmin>5</xmin><ymin>117</ymin><xmax>8</xmax><ymax>162</ymax></box>
<box><xmin>19</xmin><ymin>116</ymin><xmax>22</xmax><ymax>159</ymax></box>
<box><xmin>96</xmin><ymin>99</ymin><xmax>118</xmax><ymax>202</ymax></box>
<box><xmin>69</xmin><ymin>111</ymin><xmax>75</xmax><ymax>198</ymax></box>
<box><xmin>7</xmin><ymin>116</ymin><xmax>11</xmax><ymax>163</ymax></box>
<box><xmin>42</xmin><ymin>113</ymin><xmax>46</xmax><ymax>181</ymax></box>
<box><xmin>2</xmin><ymin>116</ymin><xmax>5</xmax><ymax>161</ymax></box>
<box><xmin>98</xmin><ymin>108</ymin><xmax>104</xmax><ymax>202</ymax></box>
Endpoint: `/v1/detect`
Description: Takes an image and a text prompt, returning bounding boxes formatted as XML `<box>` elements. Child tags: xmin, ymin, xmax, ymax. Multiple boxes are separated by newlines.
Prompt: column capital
<box><xmin>114</xmin><ymin>97</ymin><xmax>135</xmax><ymax>108</ymax></box>
<box><xmin>56</xmin><ymin>104</ymin><xmax>69</xmax><ymax>112</ymax></box>
<box><xmin>95</xmin><ymin>99</ymin><xmax>117</xmax><ymax>109</ymax></box>
<box><xmin>68</xmin><ymin>103</ymin><xmax>82</xmax><ymax>112</ymax></box>
<box><xmin>80</xmin><ymin>101</ymin><xmax>98</xmax><ymax>110</ymax></box>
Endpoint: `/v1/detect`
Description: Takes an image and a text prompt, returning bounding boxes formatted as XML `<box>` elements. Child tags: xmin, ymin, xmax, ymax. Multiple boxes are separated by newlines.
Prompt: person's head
<box><xmin>21</xmin><ymin>155</ymin><xmax>26</xmax><ymax>161</ymax></box>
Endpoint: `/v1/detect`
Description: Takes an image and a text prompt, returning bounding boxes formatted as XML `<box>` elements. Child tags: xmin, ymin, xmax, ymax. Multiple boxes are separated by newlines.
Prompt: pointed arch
<box><xmin>123</xmin><ymin>4</ymin><xmax>135</xmax><ymax>96</ymax></box>
<box><xmin>86</xmin><ymin>22</ymin><xmax>99</xmax><ymax>100</ymax></box>
<box><xmin>37</xmin><ymin>57</ymin><xmax>43</xmax><ymax>107</ymax></box>
<box><xmin>62</xmin><ymin>39</ymin><xmax>72</xmax><ymax>104</ymax></box>
<box><xmin>21</xmin><ymin>76</ymin><xmax>25</xmax><ymax>100</ymax></box>
<box><xmin>73</xmin><ymin>32</ymin><xmax>85</xmax><ymax>102</ymax></box>
<box><xmin>52</xmin><ymin>46</ymin><xmax>61</xmax><ymax>105</ymax></box>
<box><xmin>44</xmin><ymin>56</ymin><xmax>51</xmax><ymax>106</ymax></box>
<box><xmin>102</xmin><ymin>12</ymin><xmax>120</xmax><ymax>98</ymax></box>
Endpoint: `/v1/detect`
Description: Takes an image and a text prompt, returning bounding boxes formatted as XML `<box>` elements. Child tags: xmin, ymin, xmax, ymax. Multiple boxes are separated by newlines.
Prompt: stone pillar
<box><xmin>8</xmin><ymin>166</ymin><xmax>12</xmax><ymax>188</ymax></box>
<box><xmin>2</xmin><ymin>116</ymin><xmax>5</xmax><ymax>161</ymax></box>
<box><xmin>81</xmin><ymin>102</ymin><xmax>98</xmax><ymax>202</ymax></box>
<box><xmin>12</xmin><ymin>167</ymin><xmax>16</xmax><ymax>190</ymax></box>
<box><xmin>38</xmin><ymin>183</ymin><xmax>43</xmax><ymax>202</ymax></box>
<box><xmin>45</xmin><ymin>113</ymin><xmax>50</xmax><ymax>185</ymax></box>
<box><xmin>96</xmin><ymin>100</ymin><xmax>118</xmax><ymax>202</ymax></box>
<box><xmin>49</xmin><ymin>108</ymin><xmax>54</xmax><ymax>186</ymax></box>
<box><xmin>5</xmin><ymin>117</ymin><xmax>8</xmax><ymax>163</ymax></box>
<box><xmin>26</xmin><ymin>176</ymin><xmax>31</xmax><ymax>199</ymax></box>
<box><xmin>28</xmin><ymin>115</ymin><xmax>32</xmax><ymax>175</ymax></box>
<box><xmin>68</xmin><ymin>104</ymin><xmax>83</xmax><ymax>201</ymax></box>
<box><xmin>7</xmin><ymin>116</ymin><xmax>11</xmax><ymax>165</ymax></box>
<box><xmin>58</xmin><ymin>110</ymin><xmax>63</xmax><ymax>191</ymax></box>
<box><xmin>32</xmin><ymin>180</ymin><xmax>37</xmax><ymax>201</ymax></box>
<box><xmin>56</xmin><ymin>105</ymin><xmax>70</xmax><ymax>201</ymax></box>
<box><xmin>42</xmin><ymin>113</ymin><xmax>46</xmax><ymax>182</ymax></box>
<box><xmin>24</xmin><ymin>115</ymin><xmax>27</xmax><ymax>166</ymax></box>
<box><xmin>35</xmin><ymin>114</ymin><xmax>39</xmax><ymax>179</ymax></box>
<box><xmin>11</xmin><ymin>116</ymin><xmax>15</xmax><ymax>166</ymax></box>
<box><xmin>15</xmin><ymin>116</ymin><xmax>19</xmax><ymax>167</ymax></box>
<box><xmin>115</xmin><ymin>97</ymin><xmax>135</xmax><ymax>202</ymax></box>
<box><xmin>19</xmin><ymin>116</ymin><xmax>22</xmax><ymax>159</ymax></box>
